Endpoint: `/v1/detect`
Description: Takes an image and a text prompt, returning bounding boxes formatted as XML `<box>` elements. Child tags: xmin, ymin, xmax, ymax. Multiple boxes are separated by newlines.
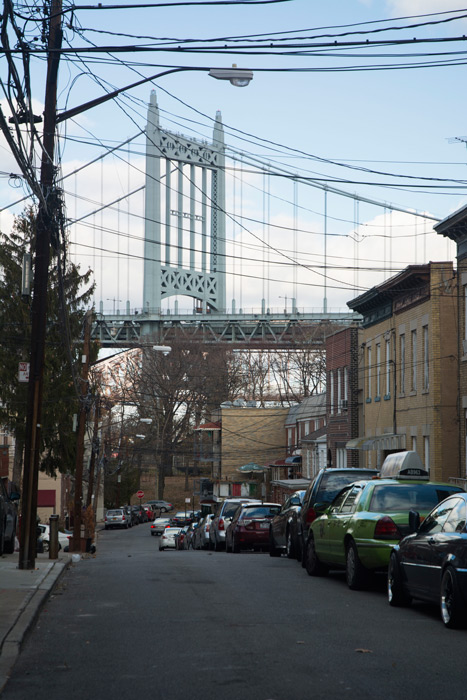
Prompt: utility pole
<box><xmin>19</xmin><ymin>0</ymin><xmax>63</xmax><ymax>570</ymax></box>
<box><xmin>71</xmin><ymin>310</ymin><xmax>93</xmax><ymax>552</ymax></box>
<box><xmin>86</xmin><ymin>394</ymin><xmax>100</xmax><ymax>508</ymax></box>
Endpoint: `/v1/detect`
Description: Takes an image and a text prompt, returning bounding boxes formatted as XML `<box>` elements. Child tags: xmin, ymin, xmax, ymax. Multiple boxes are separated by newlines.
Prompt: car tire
<box><xmin>286</xmin><ymin>529</ymin><xmax>295</xmax><ymax>559</ymax></box>
<box><xmin>232</xmin><ymin>538</ymin><xmax>240</xmax><ymax>554</ymax></box>
<box><xmin>305</xmin><ymin>536</ymin><xmax>328</xmax><ymax>577</ymax></box>
<box><xmin>388</xmin><ymin>553</ymin><xmax>411</xmax><ymax>607</ymax></box>
<box><xmin>159</xmin><ymin>546</ymin><xmax>164</xmax><ymax>551</ymax></box>
<box><xmin>225</xmin><ymin>538</ymin><xmax>231</xmax><ymax>553</ymax></box>
<box><xmin>4</xmin><ymin>527</ymin><xmax>16</xmax><ymax>554</ymax></box>
<box><xmin>440</xmin><ymin>567</ymin><xmax>467</xmax><ymax>629</ymax></box>
<box><xmin>345</xmin><ymin>540</ymin><xmax>367</xmax><ymax>590</ymax></box>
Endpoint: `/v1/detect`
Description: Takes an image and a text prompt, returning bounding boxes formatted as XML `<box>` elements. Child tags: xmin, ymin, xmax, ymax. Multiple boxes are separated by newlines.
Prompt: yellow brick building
<box><xmin>348</xmin><ymin>262</ymin><xmax>458</xmax><ymax>480</ymax></box>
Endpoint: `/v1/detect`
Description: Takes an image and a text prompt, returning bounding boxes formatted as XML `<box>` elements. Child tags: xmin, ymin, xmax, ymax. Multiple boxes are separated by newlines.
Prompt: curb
<box><xmin>0</xmin><ymin>558</ymin><xmax>71</xmax><ymax>693</ymax></box>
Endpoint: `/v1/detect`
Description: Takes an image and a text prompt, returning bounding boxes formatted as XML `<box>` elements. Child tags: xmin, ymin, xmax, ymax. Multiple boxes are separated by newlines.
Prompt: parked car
<box><xmin>159</xmin><ymin>527</ymin><xmax>181</xmax><ymax>550</ymax></box>
<box><xmin>193</xmin><ymin>514</ymin><xmax>214</xmax><ymax>550</ymax></box>
<box><xmin>176</xmin><ymin>526</ymin><xmax>190</xmax><ymax>550</ymax></box>
<box><xmin>305</xmin><ymin>452</ymin><xmax>463</xmax><ymax>590</ymax></box>
<box><xmin>145</xmin><ymin>500</ymin><xmax>173</xmax><ymax>513</ymax></box>
<box><xmin>150</xmin><ymin>517</ymin><xmax>172</xmax><ymax>536</ymax></box>
<box><xmin>388</xmin><ymin>491</ymin><xmax>467</xmax><ymax>628</ymax></box>
<box><xmin>299</xmin><ymin>467</ymin><xmax>379</xmax><ymax>568</ymax></box>
<box><xmin>37</xmin><ymin>523</ymin><xmax>71</xmax><ymax>551</ymax></box>
<box><xmin>269</xmin><ymin>490</ymin><xmax>306</xmax><ymax>560</ymax></box>
<box><xmin>143</xmin><ymin>504</ymin><xmax>156</xmax><ymax>521</ymax></box>
<box><xmin>104</xmin><ymin>508</ymin><xmax>130</xmax><ymax>529</ymax></box>
<box><xmin>210</xmin><ymin>498</ymin><xmax>259</xmax><ymax>551</ymax></box>
<box><xmin>171</xmin><ymin>511</ymin><xmax>195</xmax><ymax>527</ymax></box>
<box><xmin>0</xmin><ymin>478</ymin><xmax>20</xmax><ymax>555</ymax></box>
<box><xmin>226</xmin><ymin>502</ymin><xmax>281</xmax><ymax>553</ymax></box>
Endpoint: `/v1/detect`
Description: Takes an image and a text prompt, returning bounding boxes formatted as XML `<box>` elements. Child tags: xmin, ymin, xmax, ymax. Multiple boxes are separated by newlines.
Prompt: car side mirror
<box><xmin>408</xmin><ymin>510</ymin><xmax>420</xmax><ymax>533</ymax></box>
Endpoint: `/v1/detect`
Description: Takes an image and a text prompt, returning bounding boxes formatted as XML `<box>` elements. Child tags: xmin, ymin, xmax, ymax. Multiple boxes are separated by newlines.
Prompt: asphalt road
<box><xmin>2</xmin><ymin>523</ymin><xmax>466</xmax><ymax>700</ymax></box>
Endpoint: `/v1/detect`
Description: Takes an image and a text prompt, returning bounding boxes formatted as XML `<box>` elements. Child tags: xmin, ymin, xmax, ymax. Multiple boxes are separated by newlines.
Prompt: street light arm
<box><xmin>56</xmin><ymin>67</ymin><xmax>196</xmax><ymax>123</ymax></box>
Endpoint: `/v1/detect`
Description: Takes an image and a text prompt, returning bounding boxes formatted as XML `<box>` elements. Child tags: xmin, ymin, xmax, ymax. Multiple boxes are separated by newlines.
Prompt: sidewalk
<box><xmin>0</xmin><ymin>549</ymin><xmax>71</xmax><ymax>693</ymax></box>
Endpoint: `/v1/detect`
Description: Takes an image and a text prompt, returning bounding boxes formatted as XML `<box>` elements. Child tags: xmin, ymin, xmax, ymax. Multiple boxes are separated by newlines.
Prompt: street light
<box><xmin>19</xmin><ymin>19</ymin><xmax>253</xmax><ymax>568</ymax></box>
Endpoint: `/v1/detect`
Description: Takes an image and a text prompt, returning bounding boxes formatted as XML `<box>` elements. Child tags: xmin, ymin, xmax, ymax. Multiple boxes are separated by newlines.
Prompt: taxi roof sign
<box><xmin>379</xmin><ymin>451</ymin><xmax>429</xmax><ymax>480</ymax></box>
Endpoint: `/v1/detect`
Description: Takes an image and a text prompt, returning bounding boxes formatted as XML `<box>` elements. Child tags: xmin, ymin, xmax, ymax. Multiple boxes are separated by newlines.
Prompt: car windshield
<box><xmin>318</xmin><ymin>472</ymin><xmax>375</xmax><ymax>502</ymax></box>
<box><xmin>369</xmin><ymin>484</ymin><xmax>462</xmax><ymax>512</ymax></box>
<box><xmin>240</xmin><ymin>506</ymin><xmax>280</xmax><ymax>518</ymax></box>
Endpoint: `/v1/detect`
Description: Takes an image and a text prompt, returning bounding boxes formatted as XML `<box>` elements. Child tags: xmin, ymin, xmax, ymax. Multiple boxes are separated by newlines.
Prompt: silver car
<box><xmin>150</xmin><ymin>517</ymin><xmax>171</xmax><ymax>536</ymax></box>
<box><xmin>193</xmin><ymin>514</ymin><xmax>214</xmax><ymax>549</ymax></box>
<box><xmin>104</xmin><ymin>508</ymin><xmax>130</xmax><ymax>529</ymax></box>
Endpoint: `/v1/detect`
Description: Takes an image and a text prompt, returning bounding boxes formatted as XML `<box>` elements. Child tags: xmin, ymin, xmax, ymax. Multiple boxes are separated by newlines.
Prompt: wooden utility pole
<box><xmin>19</xmin><ymin>0</ymin><xmax>63</xmax><ymax>569</ymax></box>
<box><xmin>71</xmin><ymin>310</ymin><xmax>93</xmax><ymax>552</ymax></box>
<box><xmin>86</xmin><ymin>394</ymin><xmax>100</xmax><ymax>508</ymax></box>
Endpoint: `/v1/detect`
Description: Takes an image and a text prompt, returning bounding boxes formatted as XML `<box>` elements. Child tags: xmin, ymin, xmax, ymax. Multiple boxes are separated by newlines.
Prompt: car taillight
<box><xmin>374</xmin><ymin>516</ymin><xmax>401</xmax><ymax>540</ymax></box>
<box><xmin>305</xmin><ymin>508</ymin><xmax>317</xmax><ymax>525</ymax></box>
<box><xmin>122</xmin><ymin>516</ymin><xmax>126</xmax><ymax>520</ymax></box>
<box><xmin>218</xmin><ymin>518</ymin><xmax>224</xmax><ymax>531</ymax></box>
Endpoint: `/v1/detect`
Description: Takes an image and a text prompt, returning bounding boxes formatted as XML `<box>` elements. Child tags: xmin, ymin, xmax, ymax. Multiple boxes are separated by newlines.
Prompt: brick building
<box><xmin>435</xmin><ymin>206</ymin><xmax>467</xmax><ymax>482</ymax></box>
<box><xmin>196</xmin><ymin>401</ymin><xmax>289</xmax><ymax>500</ymax></box>
<box><xmin>326</xmin><ymin>326</ymin><xmax>361</xmax><ymax>469</ymax></box>
<box><xmin>347</xmin><ymin>262</ymin><xmax>458</xmax><ymax>480</ymax></box>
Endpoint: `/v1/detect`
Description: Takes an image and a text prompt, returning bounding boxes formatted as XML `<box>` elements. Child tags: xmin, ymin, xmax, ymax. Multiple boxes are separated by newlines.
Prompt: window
<box><xmin>343</xmin><ymin>367</ymin><xmax>348</xmax><ymax>407</ymax></box>
<box><xmin>411</xmin><ymin>329</ymin><xmax>417</xmax><ymax>391</ymax></box>
<box><xmin>420</xmin><ymin>498</ymin><xmax>460</xmax><ymax>535</ymax></box>
<box><xmin>340</xmin><ymin>485</ymin><xmax>363</xmax><ymax>514</ymax></box>
<box><xmin>423</xmin><ymin>325</ymin><xmax>429</xmax><ymax>391</ymax></box>
<box><xmin>337</xmin><ymin>368</ymin><xmax>342</xmax><ymax>412</ymax></box>
<box><xmin>376</xmin><ymin>343</ymin><xmax>381</xmax><ymax>397</ymax></box>
<box><xmin>336</xmin><ymin>447</ymin><xmax>347</xmax><ymax>468</ymax></box>
<box><xmin>443</xmin><ymin>498</ymin><xmax>466</xmax><ymax>533</ymax></box>
<box><xmin>385</xmin><ymin>337</ymin><xmax>391</xmax><ymax>397</ymax></box>
<box><xmin>330</xmin><ymin>370</ymin><xmax>335</xmax><ymax>414</ymax></box>
<box><xmin>412</xmin><ymin>436</ymin><xmax>417</xmax><ymax>452</ymax></box>
<box><xmin>367</xmin><ymin>346</ymin><xmax>372</xmax><ymax>401</ymax></box>
<box><xmin>400</xmin><ymin>333</ymin><xmax>406</xmax><ymax>394</ymax></box>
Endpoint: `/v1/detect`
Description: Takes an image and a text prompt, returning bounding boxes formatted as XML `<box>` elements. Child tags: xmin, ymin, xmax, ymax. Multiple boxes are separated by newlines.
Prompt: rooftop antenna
<box><xmin>447</xmin><ymin>135</ymin><xmax>467</xmax><ymax>148</ymax></box>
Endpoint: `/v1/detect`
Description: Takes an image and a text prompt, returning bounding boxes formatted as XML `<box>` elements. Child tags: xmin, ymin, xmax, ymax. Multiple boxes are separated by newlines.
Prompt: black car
<box><xmin>0</xmin><ymin>478</ymin><xmax>20</xmax><ymax>554</ymax></box>
<box><xmin>388</xmin><ymin>491</ymin><xmax>467</xmax><ymax>628</ymax></box>
<box><xmin>299</xmin><ymin>467</ymin><xmax>379</xmax><ymax>568</ymax></box>
<box><xmin>269</xmin><ymin>490</ymin><xmax>306</xmax><ymax>559</ymax></box>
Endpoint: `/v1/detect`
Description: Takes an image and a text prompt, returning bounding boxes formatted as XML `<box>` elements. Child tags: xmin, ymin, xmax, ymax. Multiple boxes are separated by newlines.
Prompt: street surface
<box><xmin>2</xmin><ymin>523</ymin><xmax>466</xmax><ymax>700</ymax></box>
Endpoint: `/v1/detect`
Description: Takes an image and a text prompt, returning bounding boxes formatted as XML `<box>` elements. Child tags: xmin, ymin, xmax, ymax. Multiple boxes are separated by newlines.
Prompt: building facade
<box><xmin>348</xmin><ymin>262</ymin><xmax>458</xmax><ymax>480</ymax></box>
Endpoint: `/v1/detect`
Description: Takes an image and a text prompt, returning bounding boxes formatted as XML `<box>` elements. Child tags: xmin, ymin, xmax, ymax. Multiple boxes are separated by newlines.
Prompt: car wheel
<box><xmin>286</xmin><ymin>529</ymin><xmax>295</xmax><ymax>559</ymax></box>
<box><xmin>159</xmin><ymin>546</ymin><xmax>164</xmax><ymax>551</ymax></box>
<box><xmin>440</xmin><ymin>567</ymin><xmax>467</xmax><ymax>628</ymax></box>
<box><xmin>305</xmin><ymin>536</ymin><xmax>328</xmax><ymax>577</ymax></box>
<box><xmin>225</xmin><ymin>538</ymin><xmax>231</xmax><ymax>553</ymax></box>
<box><xmin>269</xmin><ymin>531</ymin><xmax>281</xmax><ymax>557</ymax></box>
<box><xmin>388</xmin><ymin>553</ymin><xmax>411</xmax><ymax>607</ymax></box>
<box><xmin>232</xmin><ymin>538</ymin><xmax>240</xmax><ymax>554</ymax></box>
<box><xmin>4</xmin><ymin>527</ymin><xmax>16</xmax><ymax>554</ymax></box>
<box><xmin>346</xmin><ymin>540</ymin><xmax>367</xmax><ymax>590</ymax></box>
<box><xmin>104</xmin><ymin>525</ymin><xmax>108</xmax><ymax>530</ymax></box>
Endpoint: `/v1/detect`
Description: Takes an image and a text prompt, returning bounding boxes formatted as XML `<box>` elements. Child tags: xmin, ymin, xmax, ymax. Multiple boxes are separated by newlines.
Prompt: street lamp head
<box><xmin>153</xmin><ymin>345</ymin><xmax>172</xmax><ymax>355</ymax></box>
<box><xmin>208</xmin><ymin>65</ymin><xmax>253</xmax><ymax>88</ymax></box>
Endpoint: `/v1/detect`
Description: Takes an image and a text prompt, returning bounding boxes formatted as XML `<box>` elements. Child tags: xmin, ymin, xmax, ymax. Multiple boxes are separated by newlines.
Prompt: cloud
<box><xmin>385</xmin><ymin>0</ymin><xmax>464</xmax><ymax>15</ymax></box>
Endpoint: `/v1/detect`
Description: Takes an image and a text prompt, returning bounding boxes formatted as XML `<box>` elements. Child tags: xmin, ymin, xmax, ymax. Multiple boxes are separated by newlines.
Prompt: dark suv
<box><xmin>299</xmin><ymin>468</ymin><xmax>378</xmax><ymax>568</ymax></box>
<box><xmin>0</xmin><ymin>478</ymin><xmax>20</xmax><ymax>554</ymax></box>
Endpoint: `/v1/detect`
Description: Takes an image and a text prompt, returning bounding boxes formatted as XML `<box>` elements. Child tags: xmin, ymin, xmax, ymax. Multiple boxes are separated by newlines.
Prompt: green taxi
<box><xmin>305</xmin><ymin>452</ymin><xmax>463</xmax><ymax>590</ymax></box>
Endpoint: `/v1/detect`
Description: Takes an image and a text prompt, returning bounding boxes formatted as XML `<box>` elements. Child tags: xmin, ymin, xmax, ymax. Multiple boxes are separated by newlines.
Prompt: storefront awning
<box><xmin>346</xmin><ymin>433</ymin><xmax>406</xmax><ymax>451</ymax></box>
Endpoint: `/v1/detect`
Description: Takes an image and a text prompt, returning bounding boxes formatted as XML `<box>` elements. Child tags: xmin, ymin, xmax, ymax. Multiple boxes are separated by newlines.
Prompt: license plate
<box><xmin>112</xmin><ymin>517</ymin><xmax>118</xmax><ymax>521</ymax></box>
<box><xmin>260</xmin><ymin>522</ymin><xmax>269</xmax><ymax>529</ymax></box>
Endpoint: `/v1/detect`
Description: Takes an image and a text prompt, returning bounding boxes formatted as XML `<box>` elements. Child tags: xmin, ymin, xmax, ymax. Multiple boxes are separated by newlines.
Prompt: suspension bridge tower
<box><xmin>143</xmin><ymin>90</ymin><xmax>226</xmax><ymax>324</ymax></box>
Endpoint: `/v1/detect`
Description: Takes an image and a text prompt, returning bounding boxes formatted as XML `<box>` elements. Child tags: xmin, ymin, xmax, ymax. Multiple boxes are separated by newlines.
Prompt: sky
<box><xmin>1</xmin><ymin>0</ymin><xmax>467</xmax><ymax>315</ymax></box>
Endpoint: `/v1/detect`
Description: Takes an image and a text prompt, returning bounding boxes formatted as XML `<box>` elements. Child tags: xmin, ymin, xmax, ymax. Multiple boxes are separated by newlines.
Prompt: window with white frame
<box><xmin>400</xmin><ymin>333</ymin><xmax>405</xmax><ymax>395</ymax></box>
<box><xmin>411</xmin><ymin>329</ymin><xmax>417</xmax><ymax>391</ymax></box>
<box><xmin>376</xmin><ymin>343</ymin><xmax>381</xmax><ymax>397</ymax></box>
<box><xmin>336</xmin><ymin>448</ymin><xmax>347</xmax><ymax>468</ymax></box>
<box><xmin>412</xmin><ymin>435</ymin><xmax>417</xmax><ymax>452</ymax></box>
<box><xmin>367</xmin><ymin>346</ymin><xmax>372</xmax><ymax>401</ymax></box>
<box><xmin>344</xmin><ymin>367</ymin><xmax>348</xmax><ymax>408</ymax></box>
<box><xmin>337</xmin><ymin>368</ymin><xmax>342</xmax><ymax>412</ymax></box>
<box><xmin>423</xmin><ymin>325</ymin><xmax>429</xmax><ymax>391</ymax></box>
<box><xmin>330</xmin><ymin>370</ymin><xmax>335</xmax><ymax>414</ymax></box>
<box><xmin>385</xmin><ymin>338</ymin><xmax>391</xmax><ymax>397</ymax></box>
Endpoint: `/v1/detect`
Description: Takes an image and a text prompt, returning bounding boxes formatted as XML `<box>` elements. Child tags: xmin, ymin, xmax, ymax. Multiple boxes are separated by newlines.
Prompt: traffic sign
<box><xmin>137</xmin><ymin>490</ymin><xmax>144</xmax><ymax>499</ymax></box>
